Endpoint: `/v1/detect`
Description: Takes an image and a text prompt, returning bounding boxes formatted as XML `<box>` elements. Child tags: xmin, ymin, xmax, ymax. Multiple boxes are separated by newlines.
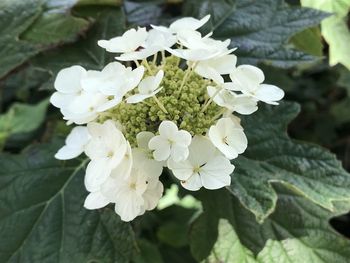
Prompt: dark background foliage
<box><xmin>0</xmin><ymin>0</ymin><xmax>350</xmax><ymax>262</ymax></box>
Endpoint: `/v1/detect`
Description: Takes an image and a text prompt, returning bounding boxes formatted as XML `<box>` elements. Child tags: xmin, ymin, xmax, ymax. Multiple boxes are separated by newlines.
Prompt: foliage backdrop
<box><xmin>1</xmin><ymin>0</ymin><xmax>350</xmax><ymax>262</ymax></box>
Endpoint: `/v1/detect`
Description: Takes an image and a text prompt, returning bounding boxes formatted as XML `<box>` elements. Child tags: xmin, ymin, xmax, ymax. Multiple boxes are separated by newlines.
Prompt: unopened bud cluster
<box><xmin>51</xmin><ymin>15</ymin><xmax>284</xmax><ymax>221</ymax></box>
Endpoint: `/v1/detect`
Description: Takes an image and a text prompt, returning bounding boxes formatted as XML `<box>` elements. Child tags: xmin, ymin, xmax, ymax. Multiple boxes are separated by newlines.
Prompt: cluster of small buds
<box><xmin>51</xmin><ymin>15</ymin><xmax>284</xmax><ymax>221</ymax></box>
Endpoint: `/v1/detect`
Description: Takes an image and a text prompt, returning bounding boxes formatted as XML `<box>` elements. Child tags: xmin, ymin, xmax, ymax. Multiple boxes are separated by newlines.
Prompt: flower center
<box><xmin>98</xmin><ymin>56</ymin><xmax>220</xmax><ymax>146</ymax></box>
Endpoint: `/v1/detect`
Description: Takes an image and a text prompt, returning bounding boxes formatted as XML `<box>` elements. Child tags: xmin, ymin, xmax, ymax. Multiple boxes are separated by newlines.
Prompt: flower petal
<box><xmin>84</xmin><ymin>192</ymin><xmax>109</xmax><ymax>210</ymax></box>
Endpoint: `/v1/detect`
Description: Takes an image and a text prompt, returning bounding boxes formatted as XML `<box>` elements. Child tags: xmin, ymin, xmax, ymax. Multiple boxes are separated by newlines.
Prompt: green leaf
<box><xmin>192</xmin><ymin>187</ymin><xmax>350</xmax><ymax>262</ymax></box>
<box><xmin>0</xmin><ymin>99</ymin><xmax>49</xmax><ymax>146</ymax></box>
<box><xmin>33</xmin><ymin>7</ymin><xmax>126</xmax><ymax>76</ymax></box>
<box><xmin>229</xmin><ymin>102</ymin><xmax>350</xmax><ymax>222</ymax></box>
<box><xmin>0</xmin><ymin>141</ymin><xmax>135</xmax><ymax>262</ymax></box>
<box><xmin>133</xmin><ymin>239</ymin><xmax>164</xmax><ymax>263</ymax></box>
<box><xmin>290</xmin><ymin>27</ymin><xmax>323</xmax><ymax>57</ymax></box>
<box><xmin>0</xmin><ymin>0</ymin><xmax>42</xmax><ymax>78</ymax></box>
<box><xmin>205</xmin><ymin>219</ymin><xmax>257</xmax><ymax>263</ymax></box>
<box><xmin>183</xmin><ymin>0</ymin><xmax>329</xmax><ymax>67</ymax></box>
<box><xmin>21</xmin><ymin>13</ymin><xmax>89</xmax><ymax>45</ymax></box>
<box><xmin>301</xmin><ymin>0</ymin><xmax>350</xmax><ymax>70</ymax></box>
<box><xmin>0</xmin><ymin>0</ymin><xmax>90</xmax><ymax>79</ymax></box>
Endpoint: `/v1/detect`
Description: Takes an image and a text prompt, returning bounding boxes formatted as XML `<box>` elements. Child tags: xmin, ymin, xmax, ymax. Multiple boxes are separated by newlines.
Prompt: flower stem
<box><xmin>210</xmin><ymin>108</ymin><xmax>227</xmax><ymax>122</ymax></box>
<box><xmin>201</xmin><ymin>85</ymin><xmax>223</xmax><ymax>113</ymax></box>
<box><xmin>134</xmin><ymin>60</ymin><xmax>140</xmax><ymax>67</ymax></box>
<box><xmin>178</xmin><ymin>62</ymin><xmax>197</xmax><ymax>96</ymax></box>
<box><xmin>152</xmin><ymin>52</ymin><xmax>158</xmax><ymax>65</ymax></box>
<box><xmin>153</xmin><ymin>96</ymin><xmax>168</xmax><ymax>114</ymax></box>
<box><xmin>143</xmin><ymin>59</ymin><xmax>154</xmax><ymax>74</ymax></box>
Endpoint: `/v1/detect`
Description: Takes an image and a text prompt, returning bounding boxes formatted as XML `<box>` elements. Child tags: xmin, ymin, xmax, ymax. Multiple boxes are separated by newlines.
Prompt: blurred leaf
<box><xmin>157</xmin><ymin>222</ymin><xmax>189</xmax><ymax>248</ymax></box>
<box><xmin>228</xmin><ymin>102</ymin><xmax>350</xmax><ymax>222</ymax></box>
<box><xmin>0</xmin><ymin>0</ymin><xmax>42</xmax><ymax>78</ymax></box>
<box><xmin>191</xmin><ymin>187</ymin><xmax>350</xmax><ymax>262</ymax></box>
<box><xmin>184</xmin><ymin>0</ymin><xmax>329</xmax><ymax>67</ymax></box>
<box><xmin>0</xmin><ymin>141</ymin><xmax>135</xmax><ymax>262</ymax></box>
<box><xmin>331</xmin><ymin>98</ymin><xmax>350</xmax><ymax>125</ymax></box>
<box><xmin>0</xmin><ymin>99</ymin><xmax>49</xmax><ymax>147</ymax></box>
<box><xmin>124</xmin><ymin>0</ymin><xmax>165</xmax><ymax>26</ymax></box>
<box><xmin>77</xmin><ymin>0</ymin><xmax>122</xmax><ymax>6</ymax></box>
<box><xmin>301</xmin><ymin>0</ymin><xmax>350</xmax><ymax>69</ymax></box>
<box><xmin>291</xmin><ymin>27</ymin><xmax>323</xmax><ymax>57</ymax></box>
<box><xmin>22</xmin><ymin>13</ymin><xmax>89</xmax><ymax>45</ymax></box>
<box><xmin>133</xmin><ymin>239</ymin><xmax>164</xmax><ymax>263</ymax></box>
<box><xmin>0</xmin><ymin>0</ymin><xmax>91</xmax><ymax>79</ymax></box>
<box><xmin>33</xmin><ymin>7</ymin><xmax>126</xmax><ymax>77</ymax></box>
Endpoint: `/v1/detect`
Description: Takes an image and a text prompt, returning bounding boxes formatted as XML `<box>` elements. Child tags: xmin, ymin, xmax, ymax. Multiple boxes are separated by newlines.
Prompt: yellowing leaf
<box><xmin>301</xmin><ymin>0</ymin><xmax>350</xmax><ymax>69</ymax></box>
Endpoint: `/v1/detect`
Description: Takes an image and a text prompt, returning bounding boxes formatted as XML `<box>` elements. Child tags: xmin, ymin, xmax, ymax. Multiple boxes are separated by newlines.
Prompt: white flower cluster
<box><xmin>52</xmin><ymin>15</ymin><xmax>284</xmax><ymax>221</ymax></box>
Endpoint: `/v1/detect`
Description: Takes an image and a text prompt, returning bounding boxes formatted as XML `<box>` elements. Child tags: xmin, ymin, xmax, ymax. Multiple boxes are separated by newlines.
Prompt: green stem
<box><xmin>153</xmin><ymin>96</ymin><xmax>168</xmax><ymax>114</ymax></box>
<box><xmin>201</xmin><ymin>85</ymin><xmax>223</xmax><ymax>113</ymax></box>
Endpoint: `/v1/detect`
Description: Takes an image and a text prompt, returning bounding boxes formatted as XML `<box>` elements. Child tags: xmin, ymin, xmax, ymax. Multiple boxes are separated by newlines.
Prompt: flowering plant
<box><xmin>52</xmin><ymin>15</ymin><xmax>284</xmax><ymax>221</ymax></box>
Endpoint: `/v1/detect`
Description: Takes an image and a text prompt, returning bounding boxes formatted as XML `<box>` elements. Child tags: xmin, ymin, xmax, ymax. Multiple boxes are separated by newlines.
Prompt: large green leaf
<box><xmin>0</xmin><ymin>99</ymin><xmax>49</xmax><ymax>148</ymax></box>
<box><xmin>0</xmin><ymin>0</ymin><xmax>42</xmax><ymax>79</ymax></box>
<box><xmin>0</xmin><ymin>0</ymin><xmax>90</xmax><ymax>79</ymax></box>
<box><xmin>229</xmin><ymin>102</ymin><xmax>350</xmax><ymax>222</ymax></box>
<box><xmin>191</xmin><ymin>187</ymin><xmax>350</xmax><ymax>262</ymax></box>
<box><xmin>32</xmin><ymin>7</ymin><xmax>126</xmax><ymax>79</ymax></box>
<box><xmin>0</xmin><ymin>141</ymin><xmax>135</xmax><ymax>262</ymax></box>
<box><xmin>301</xmin><ymin>0</ymin><xmax>350</xmax><ymax>70</ymax></box>
<box><xmin>183</xmin><ymin>0</ymin><xmax>329</xmax><ymax>67</ymax></box>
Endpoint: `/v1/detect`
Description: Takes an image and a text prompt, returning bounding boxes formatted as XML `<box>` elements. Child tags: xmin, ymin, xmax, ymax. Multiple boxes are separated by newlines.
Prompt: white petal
<box><xmin>208</xmin><ymin>118</ymin><xmax>247</xmax><ymax>159</ymax></box>
<box><xmin>114</xmin><ymin>190</ymin><xmax>145</xmax><ymax>221</ymax></box>
<box><xmin>55</xmin><ymin>145</ymin><xmax>83</xmax><ymax>160</ymax></box>
<box><xmin>170</xmin><ymin>15</ymin><xmax>210</xmax><ymax>32</ymax></box>
<box><xmin>167</xmin><ymin>158</ymin><xmax>194</xmax><ymax>181</ymax></box>
<box><xmin>54</xmin><ymin>65</ymin><xmax>86</xmax><ymax>93</ymax></box>
<box><xmin>254</xmin><ymin>84</ymin><xmax>284</xmax><ymax>105</ymax></box>
<box><xmin>171</xmin><ymin>145</ymin><xmax>189</xmax><ymax>162</ymax></box>
<box><xmin>181</xmin><ymin>173</ymin><xmax>202</xmax><ymax>191</ymax></box>
<box><xmin>50</xmin><ymin>92</ymin><xmax>74</xmax><ymax>108</ymax></box>
<box><xmin>84</xmin><ymin>159</ymin><xmax>111</xmax><ymax>192</ymax></box>
<box><xmin>201</xmin><ymin>156</ymin><xmax>234</xmax><ymax>189</ymax></box>
<box><xmin>149</xmin><ymin>136</ymin><xmax>171</xmax><ymax>161</ymax></box>
<box><xmin>187</xmin><ymin>136</ymin><xmax>216</xmax><ymax>167</ymax></box>
<box><xmin>142</xmin><ymin>180</ymin><xmax>163</xmax><ymax>210</ymax></box>
<box><xmin>136</xmin><ymin>131</ymin><xmax>155</xmax><ymax>149</ymax></box>
<box><xmin>65</xmin><ymin>126</ymin><xmax>90</xmax><ymax>148</ymax></box>
<box><xmin>229</xmin><ymin>65</ymin><xmax>265</xmax><ymax>92</ymax></box>
<box><xmin>126</xmin><ymin>93</ymin><xmax>152</xmax><ymax>103</ymax></box>
<box><xmin>96</xmin><ymin>97</ymin><xmax>122</xmax><ymax>112</ymax></box>
<box><xmin>175</xmin><ymin>130</ymin><xmax>192</xmax><ymax>147</ymax></box>
<box><xmin>84</xmin><ymin>192</ymin><xmax>109</xmax><ymax>210</ymax></box>
<box><xmin>158</xmin><ymin>120</ymin><xmax>178</xmax><ymax>139</ymax></box>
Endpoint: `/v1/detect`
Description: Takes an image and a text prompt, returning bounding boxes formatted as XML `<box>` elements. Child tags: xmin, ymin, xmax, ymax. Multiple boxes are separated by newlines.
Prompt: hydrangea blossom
<box><xmin>52</xmin><ymin>15</ymin><xmax>284</xmax><ymax>221</ymax></box>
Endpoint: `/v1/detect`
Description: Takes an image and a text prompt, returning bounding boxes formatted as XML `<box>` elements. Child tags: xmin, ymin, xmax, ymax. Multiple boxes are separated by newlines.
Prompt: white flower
<box><xmin>208</xmin><ymin>117</ymin><xmax>247</xmax><ymax>159</ymax></box>
<box><xmin>98</xmin><ymin>27</ymin><xmax>148</xmax><ymax>53</ymax></box>
<box><xmin>50</xmin><ymin>65</ymin><xmax>110</xmax><ymax>124</ymax></box>
<box><xmin>84</xmin><ymin>143</ymin><xmax>133</xmax><ymax>210</ymax></box>
<box><xmin>167</xmin><ymin>30</ymin><xmax>232</xmax><ymax>61</ymax></box>
<box><xmin>100</xmin><ymin>167</ymin><xmax>163</xmax><ymax>221</ymax></box>
<box><xmin>55</xmin><ymin>126</ymin><xmax>91</xmax><ymax>160</ymax></box>
<box><xmin>229</xmin><ymin>65</ymin><xmax>284</xmax><ymax>105</ymax></box>
<box><xmin>84</xmin><ymin>120</ymin><xmax>128</xmax><ymax>192</ymax></box>
<box><xmin>207</xmin><ymin>86</ymin><xmax>258</xmax><ymax>115</ymax></box>
<box><xmin>115</xmin><ymin>29</ymin><xmax>176</xmax><ymax>61</ymax></box>
<box><xmin>152</xmin><ymin>15</ymin><xmax>210</xmax><ymax>34</ymax></box>
<box><xmin>168</xmin><ymin>136</ymin><xmax>234</xmax><ymax>191</ymax></box>
<box><xmin>148</xmin><ymin>121</ymin><xmax>192</xmax><ymax>162</ymax></box>
<box><xmin>132</xmin><ymin>131</ymin><xmax>164</xmax><ymax>177</ymax></box>
<box><xmin>81</xmin><ymin>62</ymin><xmax>144</xmax><ymax>111</ymax></box>
<box><xmin>194</xmin><ymin>54</ymin><xmax>237</xmax><ymax>84</ymax></box>
<box><xmin>126</xmin><ymin>70</ymin><xmax>164</xmax><ymax>103</ymax></box>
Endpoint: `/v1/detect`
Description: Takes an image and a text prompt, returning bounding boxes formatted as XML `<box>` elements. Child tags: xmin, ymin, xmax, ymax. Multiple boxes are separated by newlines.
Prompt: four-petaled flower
<box><xmin>149</xmin><ymin>121</ymin><xmax>192</xmax><ymax>162</ymax></box>
<box><xmin>168</xmin><ymin>136</ymin><xmax>234</xmax><ymax>191</ymax></box>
